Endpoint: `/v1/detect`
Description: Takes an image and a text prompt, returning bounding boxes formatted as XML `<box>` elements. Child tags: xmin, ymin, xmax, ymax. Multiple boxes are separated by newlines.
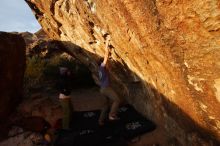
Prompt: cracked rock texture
<box><xmin>26</xmin><ymin>0</ymin><xmax>220</xmax><ymax>145</ymax></box>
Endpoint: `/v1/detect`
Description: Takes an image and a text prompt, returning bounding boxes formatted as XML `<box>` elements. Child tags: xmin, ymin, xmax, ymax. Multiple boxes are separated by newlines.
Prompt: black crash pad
<box><xmin>54</xmin><ymin>105</ymin><xmax>156</xmax><ymax>146</ymax></box>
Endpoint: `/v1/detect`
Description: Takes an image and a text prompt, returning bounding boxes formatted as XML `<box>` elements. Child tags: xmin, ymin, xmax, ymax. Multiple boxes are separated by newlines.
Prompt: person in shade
<box><xmin>58</xmin><ymin>67</ymin><xmax>73</xmax><ymax>130</ymax></box>
<box><xmin>98</xmin><ymin>35</ymin><xmax>121</xmax><ymax>126</ymax></box>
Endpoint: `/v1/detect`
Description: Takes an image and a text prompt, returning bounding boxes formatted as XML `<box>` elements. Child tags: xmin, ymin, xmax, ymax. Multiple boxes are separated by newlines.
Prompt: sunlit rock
<box><xmin>26</xmin><ymin>0</ymin><xmax>220</xmax><ymax>145</ymax></box>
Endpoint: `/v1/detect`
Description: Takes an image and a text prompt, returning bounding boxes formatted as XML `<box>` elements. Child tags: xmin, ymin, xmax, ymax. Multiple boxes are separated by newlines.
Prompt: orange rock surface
<box><xmin>26</xmin><ymin>0</ymin><xmax>220</xmax><ymax>145</ymax></box>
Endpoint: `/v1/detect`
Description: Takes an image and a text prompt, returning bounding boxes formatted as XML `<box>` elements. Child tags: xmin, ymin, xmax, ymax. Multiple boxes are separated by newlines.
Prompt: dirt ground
<box><xmin>0</xmin><ymin>87</ymin><xmax>167</xmax><ymax>146</ymax></box>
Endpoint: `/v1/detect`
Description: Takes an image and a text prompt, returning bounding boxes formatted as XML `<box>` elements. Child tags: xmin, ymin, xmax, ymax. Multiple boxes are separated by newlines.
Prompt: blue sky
<box><xmin>0</xmin><ymin>0</ymin><xmax>41</xmax><ymax>33</ymax></box>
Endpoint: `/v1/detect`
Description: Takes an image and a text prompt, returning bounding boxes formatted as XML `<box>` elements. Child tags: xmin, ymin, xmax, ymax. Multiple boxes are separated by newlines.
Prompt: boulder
<box><xmin>20</xmin><ymin>29</ymin><xmax>66</xmax><ymax>58</ymax></box>
<box><xmin>26</xmin><ymin>0</ymin><xmax>220</xmax><ymax>145</ymax></box>
<box><xmin>0</xmin><ymin>32</ymin><xmax>25</xmax><ymax>138</ymax></box>
<box><xmin>20</xmin><ymin>29</ymin><xmax>49</xmax><ymax>55</ymax></box>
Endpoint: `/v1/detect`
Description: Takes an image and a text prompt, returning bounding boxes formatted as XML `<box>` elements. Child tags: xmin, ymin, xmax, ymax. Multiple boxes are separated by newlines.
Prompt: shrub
<box><xmin>24</xmin><ymin>55</ymin><xmax>46</xmax><ymax>89</ymax></box>
<box><xmin>24</xmin><ymin>53</ymin><xmax>95</xmax><ymax>96</ymax></box>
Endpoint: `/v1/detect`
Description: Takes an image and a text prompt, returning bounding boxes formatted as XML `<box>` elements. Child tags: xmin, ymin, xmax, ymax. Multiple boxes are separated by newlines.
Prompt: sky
<box><xmin>0</xmin><ymin>0</ymin><xmax>41</xmax><ymax>33</ymax></box>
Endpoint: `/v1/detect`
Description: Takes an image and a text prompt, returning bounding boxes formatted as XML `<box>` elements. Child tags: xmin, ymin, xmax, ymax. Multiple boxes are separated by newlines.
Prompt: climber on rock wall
<box><xmin>98</xmin><ymin>35</ymin><xmax>121</xmax><ymax>126</ymax></box>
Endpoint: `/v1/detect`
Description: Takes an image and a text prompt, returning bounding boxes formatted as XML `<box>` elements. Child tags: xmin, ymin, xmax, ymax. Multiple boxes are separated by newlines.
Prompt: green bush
<box><xmin>24</xmin><ymin>54</ymin><xmax>78</xmax><ymax>92</ymax></box>
<box><xmin>24</xmin><ymin>55</ymin><xmax>46</xmax><ymax>89</ymax></box>
<box><xmin>24</xmin><ymin>53</ymin><xmax>95</xmax><ymax>96</ymax></box>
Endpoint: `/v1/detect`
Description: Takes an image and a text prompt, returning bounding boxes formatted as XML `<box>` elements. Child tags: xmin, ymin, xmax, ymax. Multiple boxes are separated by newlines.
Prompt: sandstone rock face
<box><xmin>21</xmin><ymin>29</ymin><xmax>67</xmax><ymax>58</ymax></box>
<box><xmin>26</xmin><ymin>0</ymin><xmax>220</xmax><ymax>145</ymax></box>
<box><xmin>0</xmin><ymin>32</ymin><xmax>25</xmax><ymax>121</ymax></box>
<box><xmin>20</xmin><ymin>29</ymin><xmax>48</xmax><ymax>55</ymax></box>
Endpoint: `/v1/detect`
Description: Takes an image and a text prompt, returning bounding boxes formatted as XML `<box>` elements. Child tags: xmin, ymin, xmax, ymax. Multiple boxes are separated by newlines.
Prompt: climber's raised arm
<box><xmin>102</xmin><ymin>36</ymin><xmax>110</xmax><ymax>66</ymax></box>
